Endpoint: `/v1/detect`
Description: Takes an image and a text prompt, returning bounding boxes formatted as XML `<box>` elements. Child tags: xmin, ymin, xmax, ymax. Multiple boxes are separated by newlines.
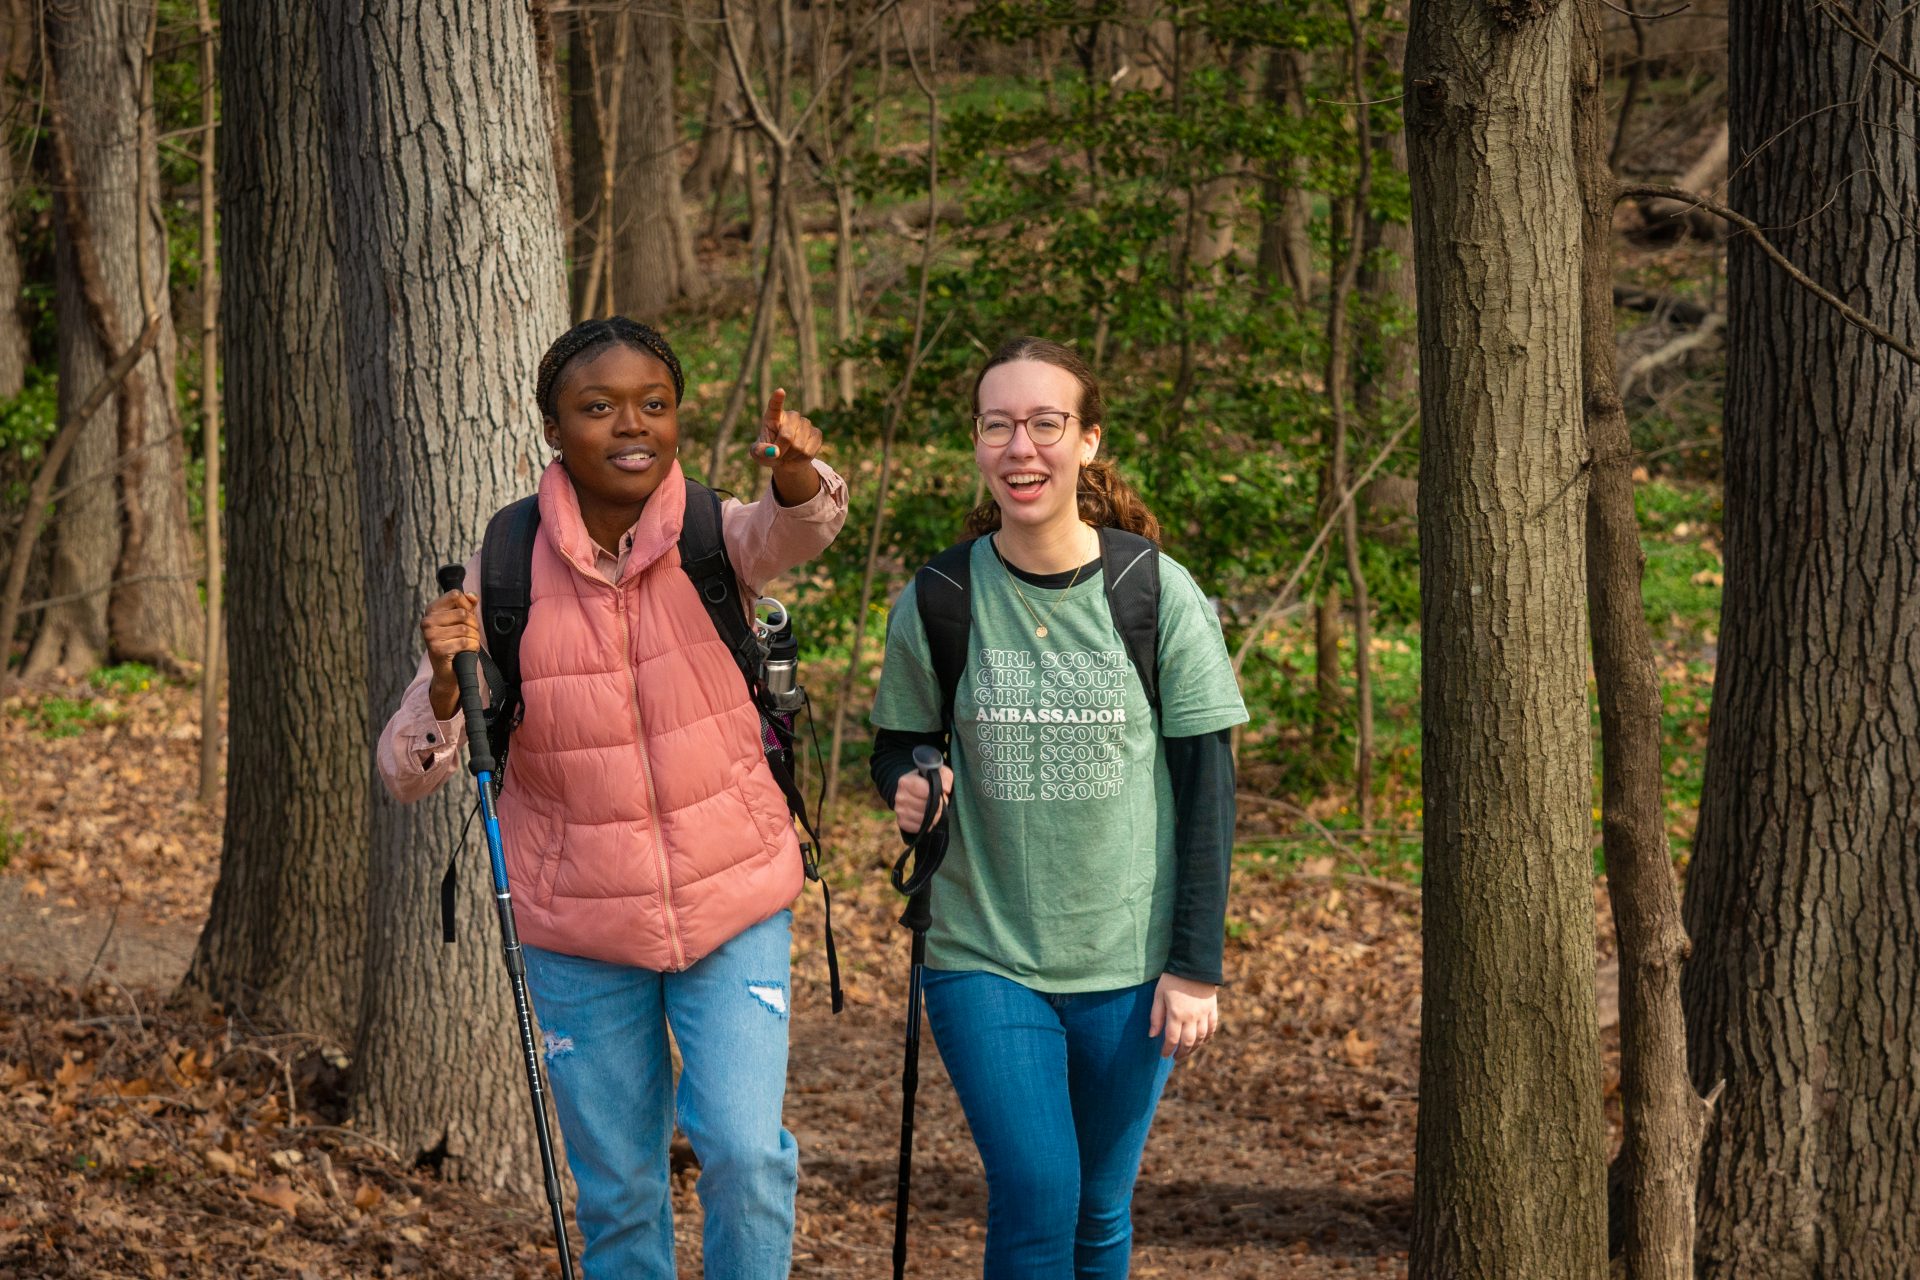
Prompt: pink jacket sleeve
<box><xmin>720</xmin><ymin>460</ymin><xmax>850</xmax><ymax>593</ymax></box>
<box><xmin>374</xmin><ymin>549</ymin><xmax>484</xmax><ymax>803</ymax></box>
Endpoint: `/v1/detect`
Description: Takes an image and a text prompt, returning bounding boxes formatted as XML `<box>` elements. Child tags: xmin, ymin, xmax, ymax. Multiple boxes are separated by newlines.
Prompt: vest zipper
<box><xmin>615</xmin><ymin>592</ymin><xmax>684</xmax><ymax>970</ymax></box>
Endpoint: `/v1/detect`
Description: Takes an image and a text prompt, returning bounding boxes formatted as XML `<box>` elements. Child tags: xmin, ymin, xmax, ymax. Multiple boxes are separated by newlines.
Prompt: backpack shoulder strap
<box><xmin>914</xmin><ymin>538</ymin><xmax>977</xmax><ymax>733</ymax></box>
<box><xmin>1097</xmin><ymin>526</ymin><xmax>1161</xmax><ymax>713</ymax></box>
<box><xmin>678</xmin><ymin>476</ymin><xmax>759</xmax><ymax>697</ymax></box>
<box><xmin>445</xmin><ymin>494</ymin><xmax>536</xmax><ymax>945</ymax></box>
<box><xmin>480</xmin><ymin>495</ymin><xmax>541</xmax><ymax>741</ymax></box>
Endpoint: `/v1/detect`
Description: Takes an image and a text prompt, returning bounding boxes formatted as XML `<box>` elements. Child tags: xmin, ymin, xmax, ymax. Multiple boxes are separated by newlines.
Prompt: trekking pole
<box><xmin>891</xmin><ymin>745</ymin><xmax>949</xmax><ymax>1280</ymax></box>
<box><xmin>436</xmin><ymin>564</ymin><xmax>577</xmax><ymax>1280</ymax></box>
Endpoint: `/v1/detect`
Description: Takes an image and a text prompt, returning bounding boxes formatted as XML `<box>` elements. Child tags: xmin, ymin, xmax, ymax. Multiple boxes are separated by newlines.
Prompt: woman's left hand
<box><xmin>1149</xmin><ymin>974</ymin><xmax>1219</xmax><ymax>1061</ymax></box>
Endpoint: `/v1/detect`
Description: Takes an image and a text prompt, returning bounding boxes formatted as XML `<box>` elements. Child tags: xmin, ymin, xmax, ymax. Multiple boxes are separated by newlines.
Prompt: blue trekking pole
<box><xmin>891</xmin><ymin>745</ymin><xmax>950</xmax><ymax>1280</ymax></box>
<box><xmin>435</xmin><ymin>565</ymin><xmax>577</xmax><ymax>1280</ymax></box>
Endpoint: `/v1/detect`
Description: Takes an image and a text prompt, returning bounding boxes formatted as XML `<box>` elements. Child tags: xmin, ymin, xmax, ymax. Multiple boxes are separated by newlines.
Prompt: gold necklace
<box><xmin>994</xmin><ymin>532</ymin><xmax>1090</xmax><ymax>639</ymax></box>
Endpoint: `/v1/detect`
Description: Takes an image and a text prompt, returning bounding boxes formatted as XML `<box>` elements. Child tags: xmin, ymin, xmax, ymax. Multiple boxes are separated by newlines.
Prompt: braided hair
<box><xmin>535</xmin><ymin>316</ymin><xmax>685</xmax><ymax>419</ymax></box>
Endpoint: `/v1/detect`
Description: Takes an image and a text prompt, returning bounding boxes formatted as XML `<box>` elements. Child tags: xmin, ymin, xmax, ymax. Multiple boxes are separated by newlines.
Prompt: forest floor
<box><xmin>0</xmin><ymin>677</ymin><xmax>1630</xmax><ymax>1279</ymax></box>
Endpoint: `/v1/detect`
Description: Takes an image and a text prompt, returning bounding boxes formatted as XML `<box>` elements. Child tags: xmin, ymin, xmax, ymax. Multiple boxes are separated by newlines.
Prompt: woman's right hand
<box><xmin>893</xmin><ymin>764</ymin><xmax>954</xmax><ymax>836</ymax></box>
<box><xmin>422</xmin><ymin>588</ymin><xmax>482</xmax><ymax>720</ymax></box>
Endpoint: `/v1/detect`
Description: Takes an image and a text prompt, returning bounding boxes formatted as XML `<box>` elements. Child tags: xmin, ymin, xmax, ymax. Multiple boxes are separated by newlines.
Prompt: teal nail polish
<box><xmin>762</xmin><ymin>445</ymin><xmax>779</xmax><ymax>458</ymax></box>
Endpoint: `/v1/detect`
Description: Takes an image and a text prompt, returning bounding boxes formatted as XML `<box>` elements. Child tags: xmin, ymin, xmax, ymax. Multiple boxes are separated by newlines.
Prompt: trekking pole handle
<box><xmin>437</xmin><ymin>564</ymin><xmax>496</xmax><ymax>777</ymax></box>
<box><xmin>892</xmin><ymin>747</ymin><xmax>948</xmax><ymax>897</ymax></box>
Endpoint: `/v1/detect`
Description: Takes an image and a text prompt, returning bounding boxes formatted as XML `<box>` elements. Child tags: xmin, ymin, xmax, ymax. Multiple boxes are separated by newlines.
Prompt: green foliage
<box><xmin>0</xmin><ymin>369</ymin><xmax>59</xmax><ymax>509</ymax></box>
<box><xmin>93</xmin><ymin>662</ymin><xmax>162</xmax><ymax>695</ymax></box>
<box><xmin>1636</xmin><ymin>479</ymin><xmax>1723</xmax><ymax>639</ymax></box>
<box><xmin>13</xmin><ymin>695</ymin><xmax>118</xmax><ymax>740</ymax></box>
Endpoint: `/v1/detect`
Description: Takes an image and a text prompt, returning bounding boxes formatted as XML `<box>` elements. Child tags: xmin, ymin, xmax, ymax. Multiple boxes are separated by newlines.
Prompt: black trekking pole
<box><xmin>436</xmin><ymin>564</ymin><xmax>577</xmax><ymax>1280</ymax></box>
<box><xmin>890</xmin><ymin>745</ymin><xmax>949</xmax><ymax>1280</ymax></box>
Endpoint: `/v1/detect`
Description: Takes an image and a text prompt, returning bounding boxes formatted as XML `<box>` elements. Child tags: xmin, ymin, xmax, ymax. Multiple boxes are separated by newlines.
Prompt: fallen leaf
<box><xmin>1341</xmin><ymin>1027</ymin><xmax>1378</xmax><ymax>1069</ymax></box>
<box><xmin>245</xmin><ymin>1179</ymin><xmax>302</xmax><ymax>1216</ymax></box>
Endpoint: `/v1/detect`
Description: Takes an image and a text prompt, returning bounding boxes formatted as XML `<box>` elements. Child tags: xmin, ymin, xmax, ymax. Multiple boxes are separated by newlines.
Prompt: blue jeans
<box><xmin>922</xmin><ymin>969</ymin><xmax>1174</xmax><ymax>1280</ymax></box>
<box><xmin>522</xmin><ymin>910</ymin><xmax>798</xmax><ymax>1280</ymax></box>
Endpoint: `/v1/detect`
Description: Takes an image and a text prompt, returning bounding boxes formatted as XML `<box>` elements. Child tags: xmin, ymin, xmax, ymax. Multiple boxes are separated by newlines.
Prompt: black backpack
<box><xmin>448</xmin><ymin>475</ymin><xmax>841</xmax><ymax>1010</ymax></box>
<box><xmin>912</xmin><ymin>527</ymin><xmax>1164</xmax><ymax>735</ymax></box>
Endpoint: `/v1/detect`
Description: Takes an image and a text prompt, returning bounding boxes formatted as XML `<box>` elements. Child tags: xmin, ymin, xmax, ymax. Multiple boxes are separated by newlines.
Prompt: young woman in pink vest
<box><xmin>377</xmin><ymin>317</ymin><xmax>848</xmax><ymax>1279</ymax></box>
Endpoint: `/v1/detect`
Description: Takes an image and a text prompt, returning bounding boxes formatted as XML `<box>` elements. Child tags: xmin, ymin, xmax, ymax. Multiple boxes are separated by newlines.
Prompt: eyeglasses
<box><xmin>972</xmin><ymin>411</ymin><xmax>1080</xmax><ymax>448</ymax></box>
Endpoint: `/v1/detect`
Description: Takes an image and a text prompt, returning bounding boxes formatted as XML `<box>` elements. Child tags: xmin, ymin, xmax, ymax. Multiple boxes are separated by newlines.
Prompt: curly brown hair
<box><xmin>963</xmin><ymin>336</ymin><xmax>1162</xmax><ymax>544</ymax></box>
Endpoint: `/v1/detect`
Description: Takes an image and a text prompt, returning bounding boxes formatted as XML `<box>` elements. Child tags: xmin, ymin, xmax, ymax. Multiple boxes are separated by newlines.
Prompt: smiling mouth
<box><xmin>1003</xmin><ymin>471</ymin><xmax>1049</xmax><ymax>498</ymax></box>
<box><xmin>609</xmin><ymin>447</ymin><xmax>657</xmax><ymax>473</ymax></box>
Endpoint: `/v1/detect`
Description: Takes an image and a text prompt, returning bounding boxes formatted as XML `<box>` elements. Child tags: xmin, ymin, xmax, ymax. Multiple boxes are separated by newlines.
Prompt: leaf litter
<box><xmin>0</xmin><ymin>678</ymin><xmax>1498</xmax><ymax>1277</ymax></box>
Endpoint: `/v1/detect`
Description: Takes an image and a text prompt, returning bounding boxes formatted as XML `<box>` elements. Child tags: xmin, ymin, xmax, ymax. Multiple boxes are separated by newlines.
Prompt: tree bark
<box><xmin>831</xmin><ymin>182</ymin><xmax>857</xmax><ymax>405</ymax></box>
<box><xmin>1572</xmin><ymin>5</ymin><xmax>1711</xmax><ymax>1277</ymax></box>
<box><xmin>193</xmin><ymin>0</ymin><xmax>222</xmax><ymax>807</ymax></box>
<box><xmin>611</xmin><ymin>6</ymin><xmax>705</xmax><ymax>315</ymax></box>
<box><xmin>30</xmin><ymin>0</ymin><xmax>200</xmax><ymax>679</ymax></box>
<box><xmin>1681</xmin><ymin>6</ymin><xmax>1920</xmax><ymax>1276</ymax></box>
<box><xmin>1257</xmin><ymin>48</ymin><xmax>1314</xmax><ymax>311</ymax></box>
<box><xmin>182</xmin><ymin>0</ymin><xmax>370</xmax><ymax>1046</ymax></box>
<box><xmin>568</xmin><ymin>12</ymin><xmax>602</xmax><ymax>315</ymax></box>
<box><xmin>779</xmin><ymin>196</ymin><xmax>823</xmax><ymax>409</ymax></box>
<box><xmin>1356</xmin><ymin>16</ymin><xmax>1417</xmax><ymax>418</ymax></box>
<box><xmin>319</xmin><ymin>0</ymin><xmax>569</xmax><ymax>1192</ymax></box>
<box><xmin>684</xmin><ymin>3</ymin><xmax>742</xmax><ymax>205</ymax></box>
<box><xmin>0</xmin><ymin>0</ymin><xmax>33</xmax><ymax>401</ymax></box>
<box><xmin>1405</xmin><ymin>0</ymin><xmax>1608</xmax><ymax>1272</ymax></box>
<box><xmin>1328</xmin><ymin>0</ymin><xmax>1375</xmax><ymax>829</ymax></box>
<box><xmin>109</xmin><ymin>0</ymin><xmax>201</xmax><ymax>669</ymax></box>
<box><xmin>1314</xmin><ymin>586</ymin><xmax>1342</xmax><ymax>723</ymax></box>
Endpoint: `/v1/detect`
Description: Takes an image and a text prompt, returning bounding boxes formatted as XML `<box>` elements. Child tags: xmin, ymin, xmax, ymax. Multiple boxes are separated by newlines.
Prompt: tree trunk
<box><xmin>568</xmin><ymin>13</ymin><xmax>602</xmax><ymax>316</ymax></box>
<box><xmin>1572</xmin><ymin>4</ymin><xmax>1710</xmax><ymax>1277</ymax></box>
<box><xmin>181</xmin><ymin>0</ymin><xmax>370</xmax><ymax>1046</ymax></box>
<box><xmin>320</xmin><ymin>0</ymin><xmax>569</xmax><ymax>1192</ymax></box>
<box><xmin>1681</xmin><ymin>6</ymin><xmax>1920</xmax><ymax>1276</ymax></box>
<box><xmin>611</xmin><ymin>7</ymin><xmax>705</xmax><ymax>315</ymax></box>
<box><xmin>779</xmin><ymin>196</ymin><xmax>822</xmax><ymax>409</ymax></box>
<box><xmin>530</xmin><ymin>0</ymin><xmax>569</xmax><ymax>230</ymax></box>
<box><xmin>1314</xmin><ymin>586</ymin><xmax>1342</xmax><ymax>724</ymax></box>
<box><xmin>1356</xmin><ymin>17</ymin><xmax>1416</xmax><ymax>418</ymax></box>
<box><xmin>28</xmin><ymin>0</ymin><xmax>198</xmax><ymax>679</ymax></box>
<box><xmin>193</xmin><ymin>0</ymin><xmax>221</xmax><ymax>807</ymax></box>
<box><xmin>0</xmin><ymin>0</ymin><xmax>32</xmax><ymax>401</ymax></box>
<box><xmin>1257</xmin><ymin>48</ymin><xmax>1314</xmax><ymax>311</ymax></box>
<box><xmin>1405</xmin><ymin>0</ymin><xmax>1608</xmax><ymax>1272</ymax></box>
<box><xmin>107</xmin><ymin>0</ymin><xmax>201</xmax><ymax>669</ymax></box>
<box><xmin>832</xmin><ymin>182</ymin><xmax>856</xmax><ymax>405</ymax></box>
<box><xmin>684</xmin><ymin>5</ymin><xmax>741</xmax><ymax>205</ymax></box>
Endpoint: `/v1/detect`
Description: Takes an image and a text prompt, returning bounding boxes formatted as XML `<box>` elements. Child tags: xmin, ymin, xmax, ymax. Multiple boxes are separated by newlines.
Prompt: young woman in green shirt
<box><xmin>870</xmin><ymin>337</ymin><xmax>1247</xmax><ymax>1278</ymax></box>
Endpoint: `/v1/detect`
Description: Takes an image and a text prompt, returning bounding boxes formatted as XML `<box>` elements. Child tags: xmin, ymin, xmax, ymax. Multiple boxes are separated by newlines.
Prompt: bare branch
<box><xmin>821</xmin><ymin>0</ymin><xmax>941</xmax><ymax>820</ymax></box>
<box><xmin>0</xmin><ymin>315</ymin><xmax>165</xmax><ymax>682</ymax></box>
<box><xmin>1817</xmin><ymin>0</ymin><xmax>1920</xmax><ymax>91</ymax></box>
<box><xmin>1619</xmin><ymin>182</ymin><xmax>1920</xmax><ymax>366</ymax></box>
<box><xmin>719</xmin><ymin>0</ymin><xmax>786</xmax><ymax>149</ymax></box>
<box><xmin>1618</xmin><ymin>313</ymin><xmax>1725</xmax><ymax>399</ymax></box>
<box><xmin>22</xmin><ymin>571</ymin><xmax>202</xmax><ymax>617</ymax></box>
<box><xmin>1598</xmin><ymin>0</ymin><xmax>1692</xmax><ymax>19</ymax></box>
<box><xmin>1230</xmin><ymin>409</ymin><xmax>1419</xmax><ymax>684</ymax></box>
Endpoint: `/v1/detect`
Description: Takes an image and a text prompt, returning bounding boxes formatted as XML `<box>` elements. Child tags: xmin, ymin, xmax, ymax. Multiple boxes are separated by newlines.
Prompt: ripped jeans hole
<box><xmin>542</xmin><ymin>1030</ymin><xmax>576</xmax><ymax>1062</ymax></box>
<box><xmin>745</xmin><ymin>982</ymin><xmax>789</xmax><ymax>1017</ymax></box>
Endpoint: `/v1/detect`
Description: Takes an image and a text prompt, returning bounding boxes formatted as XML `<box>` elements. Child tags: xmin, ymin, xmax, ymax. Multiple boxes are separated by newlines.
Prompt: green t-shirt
<box><xmin>871</xmin><ymin>538</ymin><xmax>1248</xmax><ymax>992</ymax></box>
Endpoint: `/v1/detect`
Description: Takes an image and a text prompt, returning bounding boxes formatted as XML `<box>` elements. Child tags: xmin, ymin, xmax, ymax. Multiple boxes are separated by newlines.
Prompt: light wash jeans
<box><xmin>522</xmin><ymin>909</ymin><xmax>798</xmax><ymax>1280</ymax></box>
<box><xmin>921</xmin><ymin>968</ymin><xmax>1174</xmax><ymax>1280</ymax></box>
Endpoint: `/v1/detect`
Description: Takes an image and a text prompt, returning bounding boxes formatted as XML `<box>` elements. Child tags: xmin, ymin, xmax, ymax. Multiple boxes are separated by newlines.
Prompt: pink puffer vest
<box><xmin>496</xmin><ymin>461</ymin><xmax>803</xmax><ymax>971</ymax></box>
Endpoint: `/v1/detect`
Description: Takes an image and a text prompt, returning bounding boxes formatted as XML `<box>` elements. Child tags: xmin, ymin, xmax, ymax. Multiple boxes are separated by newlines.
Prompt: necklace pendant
<box><xmin>1035</xmin><ymin>625</ymin><xmax>1048</xmax><ymax>639</ymax></box>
